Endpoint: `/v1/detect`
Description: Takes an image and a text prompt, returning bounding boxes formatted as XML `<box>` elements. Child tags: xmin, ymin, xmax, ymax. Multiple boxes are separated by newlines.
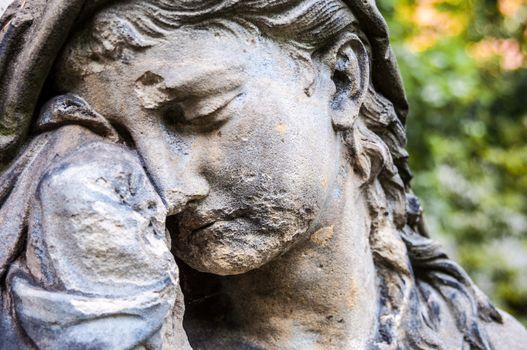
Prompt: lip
<box><xmin>176</xmin><ymin>207</ymin><xmax>248</xmax><ymax>233</ymax></box>
<box><xmin>191</xmin><ymin>220</ymin><xmax>218</xmax><ymax>234</ymax></box>
<box><xmin>173</xmin><ymin>212</ymin><xmax>225</xmax><ymax>239</ymax></box>
<box><xmin>174</xmin><ymin>219</ymin><xmax>236</xmax><ymax>241</ymax></box>
<box><xmin>178</xmin><ymin>214</ymin><xmax>222</xmax><ymax>233</ymax></box>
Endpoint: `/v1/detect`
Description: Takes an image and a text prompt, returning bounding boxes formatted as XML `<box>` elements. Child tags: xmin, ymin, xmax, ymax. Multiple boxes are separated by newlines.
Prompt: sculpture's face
<box><xmin>79</xmin><ymin>27</ymin><xmax>345</xmax><ymax>275</ymax></box>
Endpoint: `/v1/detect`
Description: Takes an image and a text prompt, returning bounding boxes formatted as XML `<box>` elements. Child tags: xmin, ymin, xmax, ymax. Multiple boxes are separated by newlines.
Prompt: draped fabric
<box><xmin>0</xmin><ymin>96</ymin><xmax>181</xmax><ymax>349</ymax></box>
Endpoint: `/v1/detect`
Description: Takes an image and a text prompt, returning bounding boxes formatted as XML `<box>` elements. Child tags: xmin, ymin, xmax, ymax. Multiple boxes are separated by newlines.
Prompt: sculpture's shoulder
<box><xmin>486</xmin><ymin>310</ymin><xmax>527</xmax><ymax>350</ymax></box>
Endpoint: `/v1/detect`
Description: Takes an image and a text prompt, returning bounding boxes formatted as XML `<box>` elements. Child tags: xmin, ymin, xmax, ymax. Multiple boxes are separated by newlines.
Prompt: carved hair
<box><xmin>56</xmin><ymin>1</ymin><xmax>503</xmax><ymax>348</ymax></box>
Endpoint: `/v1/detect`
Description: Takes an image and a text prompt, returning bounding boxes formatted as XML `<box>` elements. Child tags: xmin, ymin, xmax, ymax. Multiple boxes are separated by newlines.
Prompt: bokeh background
<box><xmin>1</xmin><ymin>0</ymin><xmax>526</xmax><ymax>325</ymax></box>
<box><xmin>378</xmin><ymin>0</ymin><xmax>527</xmax><ymax>325</ymax></box>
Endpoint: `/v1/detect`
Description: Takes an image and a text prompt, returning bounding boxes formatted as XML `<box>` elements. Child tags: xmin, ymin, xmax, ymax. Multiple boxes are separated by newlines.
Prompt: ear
<box><xmin>323</xmin><ymin>33</ymin><xmax>370</xmax><ymax>130</ymax></box>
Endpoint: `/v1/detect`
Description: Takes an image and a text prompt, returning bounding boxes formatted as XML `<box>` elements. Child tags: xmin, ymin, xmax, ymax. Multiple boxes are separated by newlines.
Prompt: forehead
<box><xmin>131</xmin><ymin>26</ymin><xmax>303</xmax><ymax>86</ymax></box>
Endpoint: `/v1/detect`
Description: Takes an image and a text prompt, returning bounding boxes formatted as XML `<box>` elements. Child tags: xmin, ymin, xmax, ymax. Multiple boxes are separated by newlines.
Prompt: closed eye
<box><xmin>184</xmin><ymin>89</ymin><xmax>242</xmax><ymax>121</ymax></box>
<box><xmin>162</xmin><ymin>90</ymin><xmax>242</xmax><ymax>133</ymax></box>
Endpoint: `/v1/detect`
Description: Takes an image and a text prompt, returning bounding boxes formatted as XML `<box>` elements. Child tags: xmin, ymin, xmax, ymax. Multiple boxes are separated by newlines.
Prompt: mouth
<box><xmin>167</xmin><ymin>208</ymin><xmax>233</xmax><ymax>241</ymax></box>
<box><xmin>167</xmin><ymin>205</ymin><xmax>260</xmax><ymax>248</ymax></box>
<box><xmin>179</xmin><ymin>215</ymin><xmax>221</xmax><ymax>234</ymax></box>
<box><xmin>190</xmin><ymin>220</ymin><xmax>218</xmax><ymax>234</ymax></box>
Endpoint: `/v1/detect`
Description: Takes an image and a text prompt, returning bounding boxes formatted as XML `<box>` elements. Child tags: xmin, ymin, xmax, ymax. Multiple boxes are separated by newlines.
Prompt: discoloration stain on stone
<box><xmin>275</xmin><ymin>121</ymin><xmax>287</xmax><ymax>136</ymax></box>
<box><xmin>309</xmin><ymin>226</ymin><xmax>334</xmax><ymax>246</ymax></box>
<box><xmin>346</xmin><ymin>280</ymin><xmax>358</xmax><ymax>309</ymax></box>
<box><xmin>321</xmin><ymin>176</ymin><xmax>329</xmax><ymax>190</ymax></box>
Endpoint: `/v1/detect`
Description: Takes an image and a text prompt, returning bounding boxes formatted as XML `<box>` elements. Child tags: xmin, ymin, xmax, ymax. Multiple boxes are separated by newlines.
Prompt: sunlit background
<box><xmin>378</xmin><ymin>0</ymin><xmax>527</xmax><ymax>325</ymax></box>
<box><xmin>1</xmin><ymin>0</ymin><xmax>526</xmax><ymax>326</ymax></box>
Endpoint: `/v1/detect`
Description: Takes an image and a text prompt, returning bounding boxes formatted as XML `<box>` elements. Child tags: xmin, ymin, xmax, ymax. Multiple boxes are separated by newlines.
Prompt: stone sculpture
<box><xmin>0</xmin><ymin>0</ymin><xmax>526</xmax><ymax>349</ymax></box>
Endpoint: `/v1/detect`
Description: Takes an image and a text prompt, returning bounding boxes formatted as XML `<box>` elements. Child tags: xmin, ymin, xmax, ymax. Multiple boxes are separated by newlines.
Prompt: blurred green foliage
<box><xmin>378</xmin><ymin>0</ymin><xmax>527</xmax><ymax>324</ymax></box>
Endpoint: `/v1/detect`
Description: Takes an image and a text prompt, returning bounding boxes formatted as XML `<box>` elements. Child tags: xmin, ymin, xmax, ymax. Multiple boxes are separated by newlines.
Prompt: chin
<box><xmin>173</xmin><ymin>218</ymin><xmax>306</xmax><ymax>276</ymax></box>
<box><xmin>176</xmin><ymin>243</ymin><xmax>272</xmax><ymax>276</ymax></box>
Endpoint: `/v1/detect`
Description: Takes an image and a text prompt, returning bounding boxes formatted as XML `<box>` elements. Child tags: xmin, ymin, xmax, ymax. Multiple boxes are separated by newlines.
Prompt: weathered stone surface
<box><xmin>0</xmin><ymin>1</ymin><xmax>526</xmax><ymax>349</ymax></box>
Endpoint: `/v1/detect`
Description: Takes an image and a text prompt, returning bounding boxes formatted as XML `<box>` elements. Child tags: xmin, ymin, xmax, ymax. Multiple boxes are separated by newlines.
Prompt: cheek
<box><xmin>200</xmin><ymin>91</ymin><xmax>338</xmax><ymax>218</ymax></box>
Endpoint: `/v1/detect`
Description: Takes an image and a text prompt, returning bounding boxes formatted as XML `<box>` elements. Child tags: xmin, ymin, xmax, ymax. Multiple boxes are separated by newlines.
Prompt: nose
<box><xmin>135</xmin><ymin>137</ymin><xmax>210</xmax><ymax>216</ymax></box>
<box><xmin>160</xmin><ymin>169</ymin><xmax>210</xmax><ymax>216</ymax></box>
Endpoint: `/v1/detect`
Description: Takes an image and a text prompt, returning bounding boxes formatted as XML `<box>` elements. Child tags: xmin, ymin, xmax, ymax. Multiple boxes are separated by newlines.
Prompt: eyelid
<box><xmin>159</xmin><ymin>63</ymin><xmax>246</xmax><ymax>100</ymax></box>
<box><xmin>136</xmin><ymin>64</ymin><xmax>246</xmax><ymax>112</ymax></box>
<box><xmin>181</xmin><ymin>88</ymin><xmax>242</xmax><ymax>122</ymax></box>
